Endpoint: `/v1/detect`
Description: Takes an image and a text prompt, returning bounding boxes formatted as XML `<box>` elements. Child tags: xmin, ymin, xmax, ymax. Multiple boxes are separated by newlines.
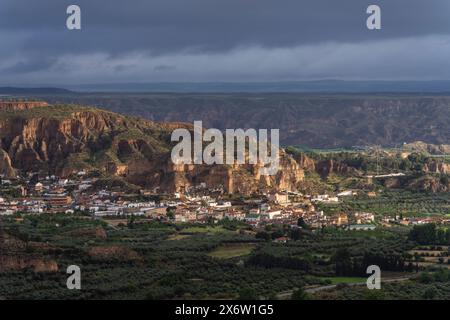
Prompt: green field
<box><xmin>319</xmin><ymin>277</ymin><xmax>366</xmax><ymax>285</ymax></box>
<box><xmin>181</xmin><ymin>226</ymin><xmax>231</xmax><ymax>234</ymax></box>
<box><xmin>208</xmin><ymin>244</ymin><xmax>256</xmax><ymax>259</ymax></box>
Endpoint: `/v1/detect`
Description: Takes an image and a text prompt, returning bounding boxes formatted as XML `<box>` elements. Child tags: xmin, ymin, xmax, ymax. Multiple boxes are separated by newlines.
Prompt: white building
<box><xmin>337</xmin><ymin>190</ymin><xmax>353</xmax><ymax>197</ymax></box>
<box><xmin>93</xmin><ymin>210</ymin><xmax>120</xmax><ymax>217</ymax></box>
<box><xmin>265</xmin><ymin>210</ymin><xmax>282</xmax><ymax>220</ymax></box>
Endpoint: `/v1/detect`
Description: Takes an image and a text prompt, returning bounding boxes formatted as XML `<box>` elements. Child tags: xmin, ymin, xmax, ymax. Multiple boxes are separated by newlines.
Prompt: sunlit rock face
<box><xmin>0</xmin><ymin>103</ymin><xmax>305</xmax><ymax>195</ymax></box>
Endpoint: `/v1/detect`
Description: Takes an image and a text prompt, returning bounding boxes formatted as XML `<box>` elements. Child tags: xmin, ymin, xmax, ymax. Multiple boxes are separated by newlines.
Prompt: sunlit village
<box><xmin>1</xmin><ymin>171</ymin><xmax>448</xmax><ymax>240</ymax></box>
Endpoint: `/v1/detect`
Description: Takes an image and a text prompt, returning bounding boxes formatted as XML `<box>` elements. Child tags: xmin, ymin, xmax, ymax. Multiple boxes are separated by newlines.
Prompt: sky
<box><xmin>1</xmin><ymin>0</ymin><xmax>450</xmax><ymax>85</ymax></box>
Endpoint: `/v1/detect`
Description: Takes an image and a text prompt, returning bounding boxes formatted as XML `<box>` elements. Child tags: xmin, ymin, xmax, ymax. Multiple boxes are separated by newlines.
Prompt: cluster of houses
<box><xmin>0</xmin><ymin>173</ymin><xmax>389</xmax><ymax>231</ymax></box>
<box><xmin>0</xmin><ymin>176</ymin><xmax>74</xmax><ymax>215</ymax></box>
<box><xmin>381</xmin><ymin>215</ymin><xmax>450</xmax><ymax>226</ymax></box>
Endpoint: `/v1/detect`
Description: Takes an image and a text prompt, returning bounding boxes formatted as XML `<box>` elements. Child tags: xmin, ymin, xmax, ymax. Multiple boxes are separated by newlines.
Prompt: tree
<box><xmin>238</xmin><ymin>288</ymin><xmax>258</xmax><ymax>300</ymax></box>
<box><xmin>409</xmin><ymin>223</ymin><xmax>437</xmax><ymax>245</ymax></box>
<box><xmin>364</xmin><ymin>290</ymin><xmax>385</xmax><ymax>300</ymax></box>
<box><xmin>418</xmin><ymin>272</ymin><xmax>433</xmax><ymax>284</ymax></box>
<box><xmin>271</xmin><ymin>229</ymin><xmax>284</xmax><ymax>240</ymax></box>
<box><xmin>291</xmin><ymin>287</ymin><xmax>309</xmax><ymax>300</ymax></box>
<box><xmin>127</xmin><ymin>215</ymin><xmax>136</xmax><ymax>228</ymax></box>
<box><xmin>422</xmin><ymin>287</ymin><xmax>437</xmax><ymax>300</ymax></box>
<box><xmin>255</xmin><ymin>231</ymin><xmax>271</xmax><ymax>241</ymax></box>
<box><xmin>290</xmin><ymin>228</ymin><xmax>302</xmax><ymax>241</ymax></box>
<box><xmin>166</xmin><ymin>207</ymin><xmax>175</xmax><ymax>220</ymax></box>
<box><xmin>333</xmin><ymin>248</ymin><xmax>353</xmax><ymax>276</ymax></box>
<box><xmin>297</xmin><ymin>217</ymin><xmax>308</xmax><ymax>229</ymax></box>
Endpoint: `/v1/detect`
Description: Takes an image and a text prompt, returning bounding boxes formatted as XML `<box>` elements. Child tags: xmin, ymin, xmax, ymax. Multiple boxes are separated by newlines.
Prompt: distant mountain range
<box><xmin>63</xmin><ymin>80</ymin><xmax>450</xmax><ymax>93</ymax></box>
<box><xmin>0</xmin><ymin>87</ymin><xmax>73</xmax><ymax>95</ymax></box>
<box><xmin>40</xmin><ymin>94</ymin><xmax>450</xmax><ymax>148</ymax></box>
<box><xmin>3</xmin><ymin>83</ymin><xmax>450</xmax><ymax>149</ymax></box>
<box><xmin>3</xmin><ymin>80</ymin><xmax>450</xmax><ymax>93</ymax></box>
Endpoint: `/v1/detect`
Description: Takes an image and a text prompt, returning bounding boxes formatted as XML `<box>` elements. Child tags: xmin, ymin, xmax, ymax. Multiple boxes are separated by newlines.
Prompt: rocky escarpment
<box><xmin>103</xmin><ymin>139</ymin><xmax>305</xmax><ymax>195</ymax></box>
<box><xmin>291</xmin><ymin>152</ymin><xmax>360</xmax><ymax>177</ymax></box>
<box><xmin>163</xmin><ymin>149</ymin><xmax>305</xmax><ymax>194</ymax></box>
<box><xmin>403</xmin><ymin>141</ymin><xmax>450</xmax><ymax>155</ymax></box>
<box><xmin>0</xmin><ymin>104</ymin><xmax>305</xmax><ymax>194</ymax></box>
<box><xmin>292</xmin><ymin>153</ymin><xmax>316</xmax><ymax>171</ymax></box>
<box><xmin>423</xmin><ymin>162</ymin><xmax>450</xmax><ymax>175</ymax></box>
<box><xmin>0</xmin><ymin>101</ymin><xmax>49</xmax><ymax>111</ymax></box>
<box><xmin>0</xmin><ymin>108</ymin><xmax>135</xmax><ymax>173</ymax></box>
<box><xmin>315</xmin><ymin>159</ymin><xmax>359</xmax><ymax>177</ymax></box>
<box><xmin>0</xmin><ymin>149</ymin><xmax>15</xmax><ymax>177</ymax></box>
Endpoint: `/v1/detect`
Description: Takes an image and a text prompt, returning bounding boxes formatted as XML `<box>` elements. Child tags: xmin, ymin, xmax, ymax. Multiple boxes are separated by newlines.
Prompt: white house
<box><xmin>337</xmin><ymin>190</ymin><xmax>353</xmax><ymax>197</ymax></box>
<box><xmin>265</xmin><ymin>210</ymin><xmax>282</xmax><ymax>220</ymax></box>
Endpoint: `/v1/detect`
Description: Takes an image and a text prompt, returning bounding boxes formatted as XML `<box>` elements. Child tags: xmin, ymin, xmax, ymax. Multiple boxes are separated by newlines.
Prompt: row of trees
<box><xmin>333</xmin><ymin>248</ymin><xmax>414</xmax><ymax>276</ymax></box>
<box><xmin>409</xmin><ymin>223</ymin><xmax>450</xmax><ymax>245</ymax></box>
<box><xmin>247</xmin><ymin>253</ymin><xmax>311</xmax><ymax>272</ymax></box>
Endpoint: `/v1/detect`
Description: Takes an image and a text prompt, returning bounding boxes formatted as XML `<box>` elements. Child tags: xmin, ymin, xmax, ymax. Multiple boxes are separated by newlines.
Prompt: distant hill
<box><xmin>0</xmin><ymin>87</ymin><xmax>74</xmax><ymax>95</ymax></box>
<box><xmin>42</xmin><ymin>94</ymin><xmax>450</xmax><ymax>148</ymax></box>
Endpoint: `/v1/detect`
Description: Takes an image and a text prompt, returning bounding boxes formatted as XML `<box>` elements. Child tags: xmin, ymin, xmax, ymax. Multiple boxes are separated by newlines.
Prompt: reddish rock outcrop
<box><xmin>293</xmin><ymin>153</ymin><xmax>316</xmax><ymax>171</ymax></box>
<box><xmin>0</xmin><ymin>148</ymin><xmax>15</xmax><ymax>177</ymax></box>
<box><xmin>316</xmin><ymin>159</ymin><xmax>355</xmax><ymax>177</ymax></box>
<box><xmin>423</xmin><ymin>162</ymin><xmax>450</xmax><ymax>174</ymax></box>
<box><xmin>0</xmin><ymin>101</ymin><xmax>49</xmax><ymax>111</ymax></box>
<box><xmin>0</xmin><ymin>104</ymin><xmax>305</xmax><ymax>195</ymax></box>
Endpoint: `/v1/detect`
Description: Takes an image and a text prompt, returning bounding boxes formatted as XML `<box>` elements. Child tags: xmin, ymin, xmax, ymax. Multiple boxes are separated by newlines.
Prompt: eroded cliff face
<box><xmin>403</xmin><ymin>141</ymin><xmax>450</xmax><ymax>155</ymax></box>
<box><xmin>406</xmin><ymin>175</ymin><xmax>450</xmax><ymax>193</ymax></box>
<box><xmin>0</xmin><ymin>104</ymin><xmax>305</xmax><ymax>194</ymax></box>
<box><xmin>162</xmin><ymin>149</ymin><xmax>305</xmax><ymax>194</ymax></box>
<box><xmin>293</xmin><ymin>153</ymin><xmax>316</xmax><ymax>171</ymax></box>
<box><xmin>0</xmin><ymin>149</ymin><xmax>15</xmax><ymax>177</ymax></box>
<box><xmin>107</xmin><ymin>146</ymin><xmax>305</xmax><ymax>194</ymax></box>
<box><xmin>0</xmin><ymin>101</ymin><xmax>49</xmax><ymax>111</ymax></box>
<box><xmin>315</xmin><ymin>159</ymin><xmax>356</xmax><ymax>177</ymax></box>
<box><xmin>424</xmin><ymin>162</ymin><xmax>450</xmax><ymax>174</ymax></box>
<box><xmin>0</xmin><ymin>111</ymin><xmax>123</xmax><ymax>173</ymax></box>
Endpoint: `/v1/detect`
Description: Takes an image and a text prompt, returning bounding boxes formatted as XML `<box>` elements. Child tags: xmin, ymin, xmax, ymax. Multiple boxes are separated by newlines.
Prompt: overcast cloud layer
<box><xmin>1</xmin><ymin>0</ymin><xmax>450</xmax><ymax>85</ymax></box>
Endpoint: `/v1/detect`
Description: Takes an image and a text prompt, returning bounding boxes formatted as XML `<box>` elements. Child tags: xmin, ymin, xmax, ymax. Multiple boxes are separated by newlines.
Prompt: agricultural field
<box><xmin>5</xmin><ymin>211</ymin><xmax>450</xmax><ymax>299</ymax></box>
<box><xmin>318</xmin><ymin>277</ymin><xmax>367</xmax><ymax>285</ymax></box>
<box><xmin>0</xmin><ymin>213</ymin><xmax>422</xmax><ymax>300</ymax></box>
<box><xmin>408</xmin><ymin>246</ymin><xmax>450</xmax><ymax>269</ymax></box>
<box><xmin>318</xmin><ymin>190</ymin><xmax>450</xmax><ymax>217</ymax></box>
<box><xmin>208</xmin><ymin>244</ymin><xmax>256</xmax><ymax>259</ymax></box>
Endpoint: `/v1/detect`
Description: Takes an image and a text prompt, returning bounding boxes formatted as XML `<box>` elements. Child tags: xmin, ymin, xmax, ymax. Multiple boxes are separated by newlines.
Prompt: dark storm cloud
<box><xmin>2</xmin><ymin>58</ymin><xmax>55</xmax><ymax>74</ymax></box>
<box><xmin>1</xmin><ymin>0</ymin><xmax>450</xmax><ymax>84</ymax></box>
